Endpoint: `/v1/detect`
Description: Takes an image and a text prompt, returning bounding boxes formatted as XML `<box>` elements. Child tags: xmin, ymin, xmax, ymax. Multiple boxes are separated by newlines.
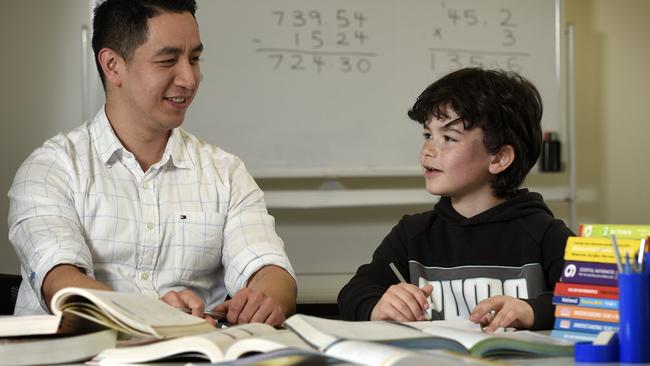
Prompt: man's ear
<box><xmin>97</xmin><ymin>48</ymin><xmax>124</xmax><ymax>87</ymax></box>
<box><xmin>488</xmin><ymin>145</ymin><xmax>515</xmax><ymax>174</ymax></box>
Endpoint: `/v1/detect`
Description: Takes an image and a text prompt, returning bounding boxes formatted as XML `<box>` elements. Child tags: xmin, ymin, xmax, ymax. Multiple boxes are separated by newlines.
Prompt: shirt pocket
<box><xmin>174</xmin><ymin>211</ymin><xmax>225</xmax><ymax>280</ymax></box>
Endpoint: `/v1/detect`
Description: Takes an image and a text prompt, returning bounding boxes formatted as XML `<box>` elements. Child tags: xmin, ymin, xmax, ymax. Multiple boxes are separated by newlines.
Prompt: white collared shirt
<box><xmin>8</xmin><ymin>108</ymin><xmax>294</xmax><ymax>315</ymax></box>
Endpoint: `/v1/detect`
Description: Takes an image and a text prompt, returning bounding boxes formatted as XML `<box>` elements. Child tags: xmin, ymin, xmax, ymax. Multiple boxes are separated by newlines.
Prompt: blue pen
<box><xmin>624</xmin><ymin>253</ymin><xmax>631</xmax><ymax>274</ymax></box>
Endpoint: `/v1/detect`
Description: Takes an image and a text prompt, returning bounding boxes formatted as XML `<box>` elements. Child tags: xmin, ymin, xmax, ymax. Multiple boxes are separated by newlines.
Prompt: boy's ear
<box><xmin>97</xmin><ymin>48</ymin><xmax>125</xmax><ymax>88</ymax></box>
<box><xmin>488</xmin><ymin>145</ymin><xmax>515</xmax><ymax>174</ymax></box>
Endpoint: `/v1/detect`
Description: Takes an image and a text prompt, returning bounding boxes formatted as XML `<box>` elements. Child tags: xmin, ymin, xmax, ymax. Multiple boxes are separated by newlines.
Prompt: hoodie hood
<box><xmin>434</xmin><ymin>189</ymin><xmax>554</xmax><ymax>227</ymax></box>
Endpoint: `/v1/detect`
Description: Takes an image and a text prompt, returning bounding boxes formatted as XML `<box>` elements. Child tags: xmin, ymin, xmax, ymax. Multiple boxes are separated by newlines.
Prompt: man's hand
<box><xmin>160</xmin><ymin>289</ymin><xmax>216</xmax><ymax>326</ymax></box>
<box><xmin>213</xmin><ymin>265</ymin><xmax>296</xmax><ymax>327</ymax></box>
<box><xmin>370</xmin><ymin>283</ymin><xmax>433</xmax><ymax>321</ymax></box>
<box><xmin>469</xmin><ymin>295</ymin><xmax>534</xmax><ymax>333</ymax></box>
<box><xmin>214</xmin><ymin>287</ymin><xmax>285</xmax><ymax>326</ymax></box>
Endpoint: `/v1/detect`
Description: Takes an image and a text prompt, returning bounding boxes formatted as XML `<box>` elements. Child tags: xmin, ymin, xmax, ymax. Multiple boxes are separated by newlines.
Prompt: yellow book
<box><xmin>564</xmin><ymin>236</ymin><xmax>641</xmax><ymax>264</ymax></box>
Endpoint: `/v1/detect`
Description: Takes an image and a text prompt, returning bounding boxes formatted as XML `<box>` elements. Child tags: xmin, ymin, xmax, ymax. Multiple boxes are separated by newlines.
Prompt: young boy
<box><xmin>337</xmin><ymin>68</ymin><xmax>573</xmax><ymax>332</ymax></box>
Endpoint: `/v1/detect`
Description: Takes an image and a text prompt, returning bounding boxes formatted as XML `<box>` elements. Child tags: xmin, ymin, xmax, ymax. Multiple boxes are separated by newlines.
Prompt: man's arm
<box><xmin>42</xmin><ymin>265</ymin><xmax>111</xmax><ymax>311</ymax></box>
<box><xmin>8</xmin><ymin>143</ymin><xmax>98</xmax><ymax>313</ymax></box>
<box><xmin>214</xmin><ymin>265</ymin><xmax>296</xmax><ymax>326</ymax></box>
<box><xmin>247</xmin><ymin>264</ymin><xmax>297</xmax><ymax>315</ymax></box>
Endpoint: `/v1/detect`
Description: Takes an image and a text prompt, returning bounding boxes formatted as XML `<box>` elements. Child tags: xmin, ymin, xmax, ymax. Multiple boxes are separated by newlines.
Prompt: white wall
<box><xmin>0</xmin><ymin>1</ymin><xmax>91</xmax><ymax>274</ymax></box>
<box><xmin>565</xmin><ymin>0</ymin><xmax>650</xmax><ymax>224</ymax></box>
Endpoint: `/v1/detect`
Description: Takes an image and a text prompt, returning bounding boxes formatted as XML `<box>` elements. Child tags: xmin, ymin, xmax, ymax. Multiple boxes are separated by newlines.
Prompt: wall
<box><xmin>0</xmin><ymin>1</ymin><xmax>89</xmax><ymax>274</ymax></box>
<box><xmin>565</xmin><ymin>0</ymin><xmax>650</xmax><ymax>224</ymax></box>
<box><xmin>0</xmin><ymin>1</ymin><xmax>648</xmax><ymax>301</ymax></box>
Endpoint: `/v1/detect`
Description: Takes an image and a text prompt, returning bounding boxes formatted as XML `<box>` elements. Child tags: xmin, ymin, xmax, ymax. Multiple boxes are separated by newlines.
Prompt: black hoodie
<box><xmin>337</xmin><ymin>189</ymin><xmax>573</xmax><ymax>330</ymax></box>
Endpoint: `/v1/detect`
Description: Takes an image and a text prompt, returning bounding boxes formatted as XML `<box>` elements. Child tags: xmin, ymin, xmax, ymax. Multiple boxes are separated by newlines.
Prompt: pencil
<box><xmin>611</xmin><ymin>234</ymin><xmax>624</xmax><ymax>273</ymax></box>
<box><xmin>389</xmin><ymin>262</ymin><xmax>431</xmax><ymax>321</ymax></box>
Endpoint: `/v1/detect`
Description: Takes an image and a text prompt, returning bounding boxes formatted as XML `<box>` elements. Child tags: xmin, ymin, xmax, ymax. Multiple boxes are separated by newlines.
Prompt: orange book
<box><xmin>554</xmin><ymin>305</ymin><xmax>619</xmax><ymax>323</ymax></box>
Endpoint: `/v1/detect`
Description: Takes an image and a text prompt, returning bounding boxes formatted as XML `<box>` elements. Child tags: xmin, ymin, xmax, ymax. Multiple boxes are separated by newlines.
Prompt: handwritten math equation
<box><xmin>252</xmin><ymin>3</ymin><xmax>533</xmax><ymax>76</ymax></box>
<box><xmin>429</xmin><ymin>3</ymin><xmax>529</xmax><ymax>74</ymax></box>
<box><xmin>253</xmin><ymin>9</ymin><xmax>375</xmax><ymax>74</ymax></box>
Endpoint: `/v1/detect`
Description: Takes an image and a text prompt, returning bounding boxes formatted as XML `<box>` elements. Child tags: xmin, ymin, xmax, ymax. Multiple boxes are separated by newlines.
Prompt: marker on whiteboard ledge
<box><xmin>389</xmin><ymin>262</ymin><xmax>432</xmax><ymax>321</ymax></box>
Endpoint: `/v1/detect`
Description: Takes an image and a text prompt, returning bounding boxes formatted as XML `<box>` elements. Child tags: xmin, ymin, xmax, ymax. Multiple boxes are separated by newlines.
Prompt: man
<box><xmin>8</xmin><ymin>0</ymin><xmax>296</xmax><ymax>326</ymax></box>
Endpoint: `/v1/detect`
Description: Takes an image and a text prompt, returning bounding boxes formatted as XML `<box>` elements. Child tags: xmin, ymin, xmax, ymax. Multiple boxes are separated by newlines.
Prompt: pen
<box><xmin>177</xmin><ymin>307</ymin><xmax>226</xmax><ymax>319</ymax></box>
<box><xmin>389</xmin><ymin>262</ymin><xmax>431</xmax><ymax>321</ymax></box>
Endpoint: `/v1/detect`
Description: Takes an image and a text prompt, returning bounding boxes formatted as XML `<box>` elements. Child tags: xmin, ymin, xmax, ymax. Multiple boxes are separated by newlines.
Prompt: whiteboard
<box><xmin>188</xmin><ymin>0</ymin><xmax>562</xmax><ymax>177</ymax></box>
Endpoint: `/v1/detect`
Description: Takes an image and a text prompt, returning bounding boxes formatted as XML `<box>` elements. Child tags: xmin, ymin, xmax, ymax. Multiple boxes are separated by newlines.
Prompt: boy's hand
<box><xmin>370</xmin><ymin>283</ymin><xmax>433</xmax><ymax>321</ymax></box>
<box><xmin>469</xmin><ymin>295</ymin><xmax>534</xmax><ymax>333</ymax></box>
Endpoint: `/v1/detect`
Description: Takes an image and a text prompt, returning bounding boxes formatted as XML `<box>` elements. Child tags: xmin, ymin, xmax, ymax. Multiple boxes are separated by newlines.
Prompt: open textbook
<box><xmin>50</xmin><ymin>287</ymin><xmax>216</xmax><ymax>338</ymax></box>
<box><xmin>92</xmin><ymin>323</ymin><xmax>308</xmax><ymax>364</ymax></box>
<box><xmin>0</xmin><ymin>287</ymin><xmax>215</xmax><ymax>339</ymax></box>
<box><xmin>284</xmin><ymin>314</ymin><xmax>574</xmax><ymax>358</ymax></box>
<box><xmin>92</xmin><ymin>321</ymin><xmax>493</xmax><ymax>366</ymax></box>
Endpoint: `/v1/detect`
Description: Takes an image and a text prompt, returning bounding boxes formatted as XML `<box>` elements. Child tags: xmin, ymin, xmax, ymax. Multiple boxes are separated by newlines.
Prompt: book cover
<box><xmin>560</xmin><ymin>261</ymin><xmax>618</xmax><ymax>286</ymax></box>
<box><xmin>564</xmin><ymin>236</ymin><xmax>640</xmax><ymax>264</ymax></box>
<box><xmin>554</xmin><ymin>282</ymin><xmax>618</xmax><ymax>299</ymax></box>
<box><xmin>552</xmin><ymin>295</ymin><xmax>618</xmax><ymax>310</ymax></box>
<box><xmin>550</xmin><ymin>329</ymin><xmax>598</xmax><ymax>342</ymax></box>
<box><xmin>554</xmin><ymin>305</ymin><xmax>619</xmax><ymax>323</ymax></box>
<box><xmin>579</xmin><ymin>224</ymin><xmax>650</xmax><ymax>239</ymax></box>
<box><xmin>554</xmin><ymin>317</ymin><xmax>619</xmax><ymax>334</ymax></box>
<box><xmin>0</xmin><ymin>329</ymin><xmax>116</xmax><ymax>366</ymax></box>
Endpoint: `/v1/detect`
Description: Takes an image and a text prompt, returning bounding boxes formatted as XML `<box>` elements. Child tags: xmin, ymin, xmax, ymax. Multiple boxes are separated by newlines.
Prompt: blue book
<box><xmin>554</xmin><ymin>317</ymin><xmax>619</xmax><ymax>334</ymax></box>
<box><xmin>550</xmin><ymin>329</ymin><xmax>598</xmax><ymax>342</ymax></box>
<box><xmin>552</xmin><ymin>295</ymin><xmax>619</xmax><ymax>310</ymax></box>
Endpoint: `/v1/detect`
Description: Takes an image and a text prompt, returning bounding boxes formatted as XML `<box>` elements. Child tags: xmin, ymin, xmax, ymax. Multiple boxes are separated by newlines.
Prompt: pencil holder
<box><xmin>618</xmin><ymin>272</ymin><xmax>650</xmax><ymax>363</ymax></box>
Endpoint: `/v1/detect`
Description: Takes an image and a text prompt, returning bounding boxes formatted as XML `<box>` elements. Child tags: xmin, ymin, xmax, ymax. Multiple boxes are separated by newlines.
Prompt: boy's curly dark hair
<box><xmin>408</xmin><ymin>68</ymin><xmax>543</xmax><ymax>198</ymax></box>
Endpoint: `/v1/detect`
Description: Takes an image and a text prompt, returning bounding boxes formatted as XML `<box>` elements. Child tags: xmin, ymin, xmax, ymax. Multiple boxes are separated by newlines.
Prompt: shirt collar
<box><xmin>89</xmin><ymin>106</ymin><xmax>193</xmax><ymax>169</ymax></box>
<box><xmin>163</xmin><ymin>127</ymin><xmax>193</xmax><ymax>169</ymax></box>
<box><xmin>89</xmin><ymin>107</ymin><xmax>124</xmax><ymax>165</ymax></box>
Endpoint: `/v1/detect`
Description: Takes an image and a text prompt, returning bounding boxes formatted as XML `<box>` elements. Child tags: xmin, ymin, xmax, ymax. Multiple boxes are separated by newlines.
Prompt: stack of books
<box><xmin>550</xmin><ymin>224</ymin><xmax>649</xmax><ymax>341</ymax></box>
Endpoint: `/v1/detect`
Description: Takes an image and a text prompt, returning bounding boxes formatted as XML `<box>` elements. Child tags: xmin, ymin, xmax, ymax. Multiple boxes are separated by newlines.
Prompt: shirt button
<box><xmin>147</xmin><ymin>223</ymin><xmax>155</xmax><ymax>230</ymax></box>
<box><xmin>140</xmin><ymin>272</ymin><xmax>150</xmax><ymax>280</ymax></box>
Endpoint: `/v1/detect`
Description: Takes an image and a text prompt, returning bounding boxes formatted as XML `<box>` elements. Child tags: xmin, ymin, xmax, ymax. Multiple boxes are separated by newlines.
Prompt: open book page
<box><xmin>51</xmin><ymin>287</ymin><xmax>214</xmax><ymax>338</ymax></box>
<box><xmin>190</xmin><ymin>348</ymin><xmax>358</xmax><ymax>366</ymax></box>
<box><xmin>93</xmin><ymin>323</ymin><xmax>282</xmax><ymax>365</ymax></box>
<box><xmin>223</xmin><ymin>329</ymin><xmax>314</xmax><ymax>359</ymax></box>
<box><xmin>92</xmin><ymin>323</ymin><xmax>278</xmax><ymax>364</ymax></box>
<box><xmin>325</xmin><ymin>340</ymin><xmax>496</xmax><ymax>366</ymax></box>
<box><xmin>284</xmin><ymin>314</ymin><xmax>428</xmax><ymax>351</ymax></box>
<box><xmin>413</xmin><ymin>320</ymin><xmax>573</xmax><ymax>357</ymax></box>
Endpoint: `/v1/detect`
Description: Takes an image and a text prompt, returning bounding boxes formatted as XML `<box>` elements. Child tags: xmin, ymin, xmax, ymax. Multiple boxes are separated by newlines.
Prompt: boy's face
<box><xmin>420</xmin><ymin>108</ymin><xmax>497</xmax><ymax>203</ymax></box>
<box><xmin>114</xmin><ymin>11</ymin><xmax>202</xmax><ymax>132</ymax></box>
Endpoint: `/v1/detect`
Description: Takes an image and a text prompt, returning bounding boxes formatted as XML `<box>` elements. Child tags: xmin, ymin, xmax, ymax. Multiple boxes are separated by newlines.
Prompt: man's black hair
<box><xmin>92</xmin><ymin>0</ymin><xmax>197</xmax><ymax>88</ymax></box>
<box><xmin>408</xmin><ymin>68</ymin><xmax>543</xmax><ymax>198</ymax></box>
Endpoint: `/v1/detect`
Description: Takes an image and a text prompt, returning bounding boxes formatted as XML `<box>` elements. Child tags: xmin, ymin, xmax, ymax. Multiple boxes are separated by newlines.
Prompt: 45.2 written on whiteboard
<box><xmin>188</xmin><ymin>0</ymin><xmax>561</xmax><ymax>177</ymax></box>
